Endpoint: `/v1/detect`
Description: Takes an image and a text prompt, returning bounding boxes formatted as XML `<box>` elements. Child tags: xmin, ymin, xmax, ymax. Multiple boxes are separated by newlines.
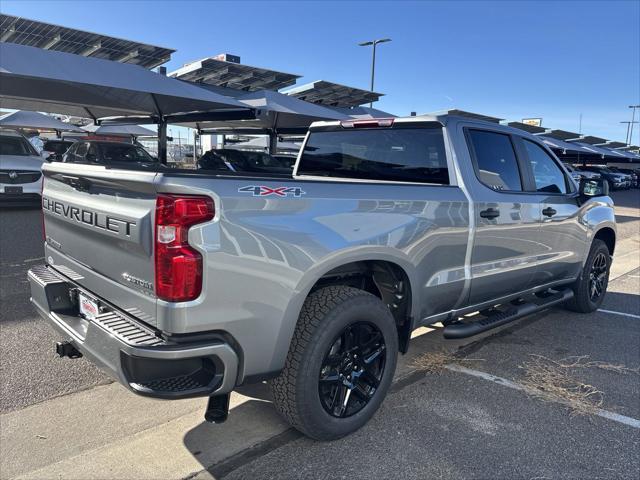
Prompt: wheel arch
<box><xmin>271</xmin><ymin>251</ymin><xmax>419</xmax><ymax>375</ymax></box>
<box><xmin>594</xmin><ymin>226</ymin><xmax>616</xmax><ymax>256</ymax></box>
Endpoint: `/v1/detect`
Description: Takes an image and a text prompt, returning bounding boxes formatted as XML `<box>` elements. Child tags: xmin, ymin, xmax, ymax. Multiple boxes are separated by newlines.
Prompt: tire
<box><xmin>269</xmin><ymin>285</ymin><xmax>398</xmax><ymax>441</ymax></box>
<box><xmin>564</xmin><ymin>239</ymin><xmax>611</xmax><ymax>313</ymax></box>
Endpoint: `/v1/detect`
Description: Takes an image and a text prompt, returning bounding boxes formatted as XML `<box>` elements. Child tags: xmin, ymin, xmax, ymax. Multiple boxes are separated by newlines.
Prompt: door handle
<box><xmin>479</xmin><ymin>208</ymin><xmax>500</xmax><ymax>219</ymax></box>
<box><xmin>542</xmin><ymin>207</ymin><xmax>557</xmax><ymax>217</ymax></box>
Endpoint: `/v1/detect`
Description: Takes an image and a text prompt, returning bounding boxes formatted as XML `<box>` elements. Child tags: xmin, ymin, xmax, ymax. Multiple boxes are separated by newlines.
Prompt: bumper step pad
<box><xmin>95</xmin><ymin>312</ymin><xmax>163</xmax><ymax>347</ymax></box>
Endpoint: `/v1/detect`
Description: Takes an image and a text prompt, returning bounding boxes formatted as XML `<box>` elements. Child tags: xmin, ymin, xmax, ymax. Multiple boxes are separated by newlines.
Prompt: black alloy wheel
<box><xmin>589</xmin><ymin>252</ymin><xmax>608</xmax><ymax>302</ymax></box>
<box><xmin>318</xmin><ymin>322</ymin><xmax>386</xmax><ymax>418</ymax></box>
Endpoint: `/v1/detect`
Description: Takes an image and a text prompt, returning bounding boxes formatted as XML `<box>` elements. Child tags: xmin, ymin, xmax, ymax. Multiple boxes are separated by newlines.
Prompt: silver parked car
<box><xmin>0</xmin><ymin>128</ymin><xmax>44</xmax><ymax>205</ymax></box>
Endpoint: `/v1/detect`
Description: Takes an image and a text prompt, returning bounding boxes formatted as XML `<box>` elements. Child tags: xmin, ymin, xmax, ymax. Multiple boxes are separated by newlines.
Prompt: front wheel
<box><xmin>270</xmin><ymin>286</ymin><xmax>398</xmax><ymax>440</ymax></box>
<box><xmin>564</xmin><ymin>239</ymin><xmax>611</xmax><ymax>313</ymax></box>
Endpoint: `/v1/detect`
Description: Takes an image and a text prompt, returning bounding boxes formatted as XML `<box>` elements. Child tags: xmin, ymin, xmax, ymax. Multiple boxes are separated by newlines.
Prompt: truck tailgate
<box><xmin>41</xmin><ymin>162</ymin><xmax>159</xmax><ymax>326</ymax></box>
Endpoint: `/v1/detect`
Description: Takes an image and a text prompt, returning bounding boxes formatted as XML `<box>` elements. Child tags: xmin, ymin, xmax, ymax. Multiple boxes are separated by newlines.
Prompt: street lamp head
<box><xmin>376</xmin><ymin>38</ymin><xmax>392</xmax><ymax>44</ymax></box>
<box><xmin>358</xmin><ymin>41</ymin><xmax>374</xmax><ymax>47</ymax></box>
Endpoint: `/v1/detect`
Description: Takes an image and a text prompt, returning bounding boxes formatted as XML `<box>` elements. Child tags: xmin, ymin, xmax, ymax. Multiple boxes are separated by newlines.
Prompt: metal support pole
<box><xmin>192</xmin><ymin>129</ymin><xmax>197</xmax><ymax>162</ymax></box>
<box><xmin>269</xmin><ymin>132</ymin><xmax>278</xmax><ymax>154</ymax></box>
<box><xmin>625</xmin><ymin>121</ymin><xmax>632</xmax><ymax>145</ymax></box>
<box><xmin>629</xmin><ymin>105</ymin><xmax>639</xmax><ymax>145</ymax></box>
<box><xmin>158</xmin><ymin>120</ymin><xmax>167</xmax><ymax>165</ymax></box>
<box><xmin>369</xmin><ymin>43</ymin><xmax>376</xmax><ymax>109</ymax></box>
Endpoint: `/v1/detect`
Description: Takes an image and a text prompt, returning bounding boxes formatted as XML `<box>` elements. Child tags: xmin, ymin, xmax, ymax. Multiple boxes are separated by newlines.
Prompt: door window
<box><xmin>523</xmin><ymin>139</ymin><xmax>568</xmax><ymax>194</ymax></box>
<box><xmin>467</xmin><ymin>130</ymin><xmax>522</xmax><ymax>191</ymax></box>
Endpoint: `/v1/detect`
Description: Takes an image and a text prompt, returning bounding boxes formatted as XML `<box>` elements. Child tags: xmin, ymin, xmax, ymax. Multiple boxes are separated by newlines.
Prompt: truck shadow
<box><xmin>182</xmin><ymin>383</ymin><xmax>291</xmax><ymax>478</ymax></box>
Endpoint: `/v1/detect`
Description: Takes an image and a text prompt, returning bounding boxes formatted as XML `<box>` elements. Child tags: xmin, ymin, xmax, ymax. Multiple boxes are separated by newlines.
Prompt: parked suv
<box><xmin>608</xmin><ymin>167</ymin><xmax>638</xmax><ymax>188</ymax></box>
<box><xmin>566</xmin><ymin>164</ymin><xmax>600</xmax><ymax>182</ymax></box>
<box><xmin>62</xmin><ymin>140</ymin><xmax>157</xmax><ymax>166</ymax></box>
<box><xmin>0</xmin><ymin>128</ymin><xmax>44</xmax><ymax>205</ymax></box>
<box><xmin>579</xmin><ymin>165</ymin><xmax>628</xmax><ymax>190</ymax></box>
<box><xmin>29</xmin><ymin>114</ymin><xmax>615</xmax><ymax>440</ymax></box>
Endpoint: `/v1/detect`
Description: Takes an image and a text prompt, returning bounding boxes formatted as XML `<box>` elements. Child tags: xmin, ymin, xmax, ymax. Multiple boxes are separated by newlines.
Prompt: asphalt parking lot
<box><xmin>0</xmin><ymin>190</ymin><xmax>639</xmax><ymax>479</ymax></box>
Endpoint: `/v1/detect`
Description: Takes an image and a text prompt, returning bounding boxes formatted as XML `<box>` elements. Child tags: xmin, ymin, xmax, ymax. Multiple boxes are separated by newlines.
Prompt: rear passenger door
<box><xmin>519</xmin><ymin>138</ymin><xmax>585</xmax><ymax>285</ymax></box>
<box><xmin>464</xmin><ymin>128</ymin><xmax>544</xmax><ymax>306</ymax></box>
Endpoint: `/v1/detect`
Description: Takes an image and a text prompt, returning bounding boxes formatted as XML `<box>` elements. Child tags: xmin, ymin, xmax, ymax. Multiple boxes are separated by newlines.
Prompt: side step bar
<box><xmin>443</xmin><ymin>288</ymin><xmax>573</xmax><ymax>339</ymax></box>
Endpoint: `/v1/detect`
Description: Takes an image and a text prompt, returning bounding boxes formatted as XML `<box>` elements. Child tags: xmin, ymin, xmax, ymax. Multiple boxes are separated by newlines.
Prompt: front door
<box><xmin>519</xmin><ymin>138</ymin><xmax>586</xmax><ymax>285</ymax></box>
<box><xmin>464</xmin><ymin>128</ymin><xmax>543</xmax><ymax>306</ymax></box>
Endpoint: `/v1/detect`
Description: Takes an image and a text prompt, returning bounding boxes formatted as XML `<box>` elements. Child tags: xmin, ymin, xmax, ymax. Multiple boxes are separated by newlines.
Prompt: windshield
<box><xmin>0</xmin><ymin>135</ymin><xmax>38</xmax><ymax>156</ymax></box>
<box><xmin>297</xmin><ymin>127</ymin><xmax>449</xmax><ymax>184</ymax></box>
<box><xmin>100</xmin><ymin>144</ymin><xmax>156</xmax><ymax>164</ymax></box>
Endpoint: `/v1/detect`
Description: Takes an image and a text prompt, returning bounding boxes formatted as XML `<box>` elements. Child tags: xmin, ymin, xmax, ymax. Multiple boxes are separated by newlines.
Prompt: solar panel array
<box><xmin>284</xmin><ymin>80</ymin><xmax>383</xmax><ymax>107</ymax></box>
<box><xmin>0</xmin><ymin>14</ymin><xmax>174</xmax><ymax>69</ymax></box>
<box><xmin>170</xmin><ymin>57</ymin><xmax>300</xmax><ymax>92</ymax></box>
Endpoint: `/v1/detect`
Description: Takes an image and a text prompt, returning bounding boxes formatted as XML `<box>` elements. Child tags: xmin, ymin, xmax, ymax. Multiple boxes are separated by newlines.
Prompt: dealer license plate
<box><xmin>78</xmin><ymin>293</ymin><xmax>99</xmax><ymax>321</ymax></box>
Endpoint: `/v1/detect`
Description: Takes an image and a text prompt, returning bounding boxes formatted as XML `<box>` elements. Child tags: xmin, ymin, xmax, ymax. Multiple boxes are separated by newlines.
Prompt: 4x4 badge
<box><xmin>238</xmin><ymin>185</ymin><xmax>306</xmax><ymax>197</ymax></box>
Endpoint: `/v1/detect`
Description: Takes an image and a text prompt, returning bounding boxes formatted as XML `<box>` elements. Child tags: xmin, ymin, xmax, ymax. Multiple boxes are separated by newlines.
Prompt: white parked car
<box><xmin>0</xmin><ymin>129</ymin><xmax>44</xmax><ymax>205</ymax></box>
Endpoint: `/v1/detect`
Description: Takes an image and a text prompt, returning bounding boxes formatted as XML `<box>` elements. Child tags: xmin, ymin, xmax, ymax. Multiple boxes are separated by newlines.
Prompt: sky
<box><xmin>2</xmin><ymin>0</ymin><xmax>640</xmax><ymax>143</ymax></box>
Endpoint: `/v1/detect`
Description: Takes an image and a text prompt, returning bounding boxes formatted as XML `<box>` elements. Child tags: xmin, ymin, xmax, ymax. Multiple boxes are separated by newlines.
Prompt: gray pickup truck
<box><xmin>29</xmin><ymin>113</ymin><xmax>615</xmax><ymax>440</ymax></box>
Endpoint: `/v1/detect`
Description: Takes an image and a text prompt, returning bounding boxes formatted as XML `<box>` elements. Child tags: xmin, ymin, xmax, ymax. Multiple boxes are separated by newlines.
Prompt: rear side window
<box><xmin>297</xmin><ymin>127</ymin><xmax>449</xmax><ymax>185</ymax></box>
<box><xmin>467</xmin><ymin>130</ymin><xmax>522</xmax><ymax>191</ymax></box>
<box><xmin>523</xmin><ymin>140</ymin><xmax>568</xmax><ymax>194</ymax></box>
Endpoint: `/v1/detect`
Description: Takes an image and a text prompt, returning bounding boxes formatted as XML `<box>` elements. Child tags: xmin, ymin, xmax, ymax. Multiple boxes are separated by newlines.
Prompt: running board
<box><xmin>443</xmin><ymin>288</ymin><xmax>574</xmax><ymax>339</ymax></box>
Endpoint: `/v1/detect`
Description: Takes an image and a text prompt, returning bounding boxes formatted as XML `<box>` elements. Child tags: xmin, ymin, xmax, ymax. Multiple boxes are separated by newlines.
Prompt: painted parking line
<box><xmin>444</xmin><ymin>364</ymin><xmax>640</xmax><ymax>429</ymax></box>
<box><xmin>598</xmin><ymin>309</ymin><xmax>640</xmax><ymax>319</ymax></box>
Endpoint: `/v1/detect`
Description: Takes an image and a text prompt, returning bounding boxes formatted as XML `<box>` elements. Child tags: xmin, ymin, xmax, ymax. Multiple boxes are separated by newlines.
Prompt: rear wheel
<box><xmin>565</xmin><ymin>239</ymin><xmax>611</xmax><ymax>313</ymax></box>
<box><xmin>270</xmin><ymin>286</ymin><xmax>398</xmax><ymax>440</ymax></box>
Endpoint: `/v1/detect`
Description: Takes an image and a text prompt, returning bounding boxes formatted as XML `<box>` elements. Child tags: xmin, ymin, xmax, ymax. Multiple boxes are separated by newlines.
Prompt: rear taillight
<box><xmin>154</xmin><ymin>194</ymin><xmax>215</xmax><ymax>302</ymax></box>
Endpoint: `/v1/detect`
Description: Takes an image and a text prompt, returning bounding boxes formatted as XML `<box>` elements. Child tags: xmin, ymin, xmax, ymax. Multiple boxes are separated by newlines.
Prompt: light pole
<box><xmin>628</xmin><ymin>105</ymin><xmax>640</xmax><ymax>145</ymax></box>
<box><xmin>358</xmin><ymin>38</ymin><xmax>391</xmax><ymax>108</ymax></box>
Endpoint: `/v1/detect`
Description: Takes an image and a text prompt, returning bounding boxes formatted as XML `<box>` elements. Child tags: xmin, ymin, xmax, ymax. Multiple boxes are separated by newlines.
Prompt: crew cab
<box><xmin>28</xmin><ymin>114</ymin><xmax>615</xmax><ymax>440</ymax></box>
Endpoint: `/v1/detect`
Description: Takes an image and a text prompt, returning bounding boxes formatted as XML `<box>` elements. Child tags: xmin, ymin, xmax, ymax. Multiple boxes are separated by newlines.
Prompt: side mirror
<box><xmin>579</xmin><ymin>177</ymin><xmax>609</xmax><ymax>201</ymax></box>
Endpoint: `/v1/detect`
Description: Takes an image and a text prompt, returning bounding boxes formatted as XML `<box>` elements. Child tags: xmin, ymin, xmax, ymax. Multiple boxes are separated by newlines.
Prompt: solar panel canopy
<box><xmin>0</xmin><ymin>14</ymin><xmax>174</xmax><ymax>69</ymax></box>
<box><xmin>601</xmin><ymin>141</ymin><xmax>628</xmax><ymax>149</ymax></box>
<box><xmin>285</xmin><ymin>80</ymin><xmax>383</xmax><ymax>107</ymax></box>
<box><xmin>170</xmin><ymin>55</ymin><xmax>300</xmax><ymax>92</ymax></box>
<box><xmin>506</xmin><ymin>121</ymin><xmax>546</xmax><ymax>134</ymax></box>
<box><xmin>543</xmin><ymin>129</ymin><xmax>581</xmax><ymax>141</ymax></box>
<box><xmin>568</xmin><ymin>135</ymin><xmax>608</xmax><ymax>145</ymax></box>
<box><xmin>430</xmin><ymin>109</ymin><xmax>503</xmax><ymax>123</ymax></box>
